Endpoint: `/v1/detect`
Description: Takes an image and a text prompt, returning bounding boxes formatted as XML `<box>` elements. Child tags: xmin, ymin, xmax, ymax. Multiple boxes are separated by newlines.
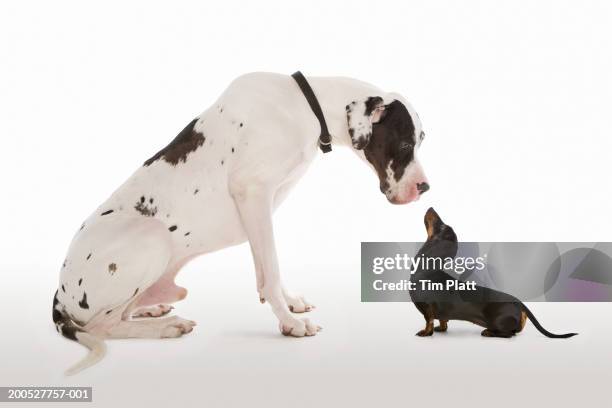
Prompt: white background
<box><xmin>1</xmin><ymin>1</ymin><xmax>611</xmax><ymax>407</ymax></box>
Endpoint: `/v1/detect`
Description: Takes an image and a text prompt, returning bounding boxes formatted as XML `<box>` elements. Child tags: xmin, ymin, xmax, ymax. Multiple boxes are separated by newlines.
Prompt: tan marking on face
<box><xmin>427</xmin><ymin>222</ymin><xmax>434</xmax><ymax>239</ymax></box>
<box><xmin>425</xmin><ymin>211</ymin><xmax>438</xmax><ymax>239</ymax></box>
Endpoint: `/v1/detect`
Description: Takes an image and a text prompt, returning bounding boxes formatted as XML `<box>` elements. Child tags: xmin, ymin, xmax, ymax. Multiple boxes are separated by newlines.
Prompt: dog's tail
<box><xmin>52</xmin><ymin>290</ymin><xmax>107</xmax><ymax>375</ymax></box>
<box><xmin>519</xmin><ymin>303</ymin><xmax>577</xmax><ymax>338</ymax></box>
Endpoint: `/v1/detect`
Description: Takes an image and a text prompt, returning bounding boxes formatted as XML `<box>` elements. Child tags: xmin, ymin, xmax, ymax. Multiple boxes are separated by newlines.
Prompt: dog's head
<box><xmin>346</xmin><ymin>95</ymin><xmax>428</xmax><ymax>204</ymax></box>
<box><xmin>420</xmin><ymin>207</ymin><xmax>458</xmax><ymax>258</ymax></box>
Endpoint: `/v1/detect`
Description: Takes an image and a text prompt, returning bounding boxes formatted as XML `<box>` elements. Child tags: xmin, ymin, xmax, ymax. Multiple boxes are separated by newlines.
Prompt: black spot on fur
<box><xmin>149</xmin><ymin>198</ymin><xmax>154</xmax><ymax>204</ymax></box>
<box><xmin>78</xmin><ymin>278</ymin><xmax>82</xmax><ymax>286</ymax></box>
<box><xmin>133</xmin><ymin>288</ymin><xmax>139</xmax><ymax>297</ymax></box>
<box><xmin>231</xmin><ymin>147</ymin><xmax>235</xmax><ymax>153</ymax></box>
<box><xmin>86</xmin><ymin>253</ymin><xmax>91</xmax><ymax>260</ymax></box>
<box><xmin>79</xmin><ymin>223</ymin><xmax>85</xmax><ymax>231</ymax></box>
<box><xmin>61</xmin><ymin>284</ymin><xmax>65</xmax><ymax>293</ymax></box>
<box><xmin>52</xmin><ymin>291</ymin><xmax>62</xmax><ymax>321</ymax></box>
<box><xmin>184</xmin><ymin>232</ymin><xmax>190</xmax><ymax>236</ymax></box>
<box><xmin>101</xmin><ymin>209</ymin><xmax>114</xmax><ymax>216</ymax></box>
<box><xmin>239</xmin><ymin>123</ymin><xmax>243</xmax><ymax>127</ymax></box>
<box><xmin>144</xmin><ymin>118</ymin><xmax>205</xmax><ymax>166</ymax></box>
<box><xmin>364</xmin><ymin>96</ymin><xmax>384</xmax><ymax>116</ymax></box>
<box><xmin>106</xmin><ymin>309</ymin><xmax>112</xmax><ymax>315</ymax></box>
<box><xmin>108</xmin><ymin>263</ymin><xmax>117</xmax><ymax>275</ymax></box>
<box><xmin>78</xmin><ymin>292</ymin><xmax>89</xmax><ymax>309</ymax></box>
<box><xmin>62</xmin><ymin>259</ymin><xmax>66</xmax><ymax>268</ymax></box>
<box><xmin>135</xmin><ymin>196</ymin><xmax>158</xmax><ymax>217</ymax></box>
<box><xmin>168</xmin><ymin>225</ymin><xmax>177</xmax><ymax>232</ymax></box>
<box><xmin>52</xmin><ymin>290</ymin><xmax>79</xmax><ymax>341</ymax></box>
<box><xmin>194</xmin><ymin>189</ymin><xmax>199</xmax><ymax>195</ymax></box>
<box><xmin>221</xmin><ymin>160</ymin><xmax>224</xmax><ymax>165</ymax></box>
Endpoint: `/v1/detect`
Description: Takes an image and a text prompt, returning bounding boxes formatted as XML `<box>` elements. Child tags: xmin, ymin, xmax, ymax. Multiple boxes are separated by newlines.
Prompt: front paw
<box><xmin>283</xmin><ymin>291</ymin><xmax>315</xmax><ymax>313</ymax></box>
<box><xmin>416</xmin><ymin>329</ymin><xmax>434</xmax><ymax>337</ymax></box>
<box><xmin>279</xmin><ymin>318</ymin><xmax>321</xmax><ymax>337</ymax></box>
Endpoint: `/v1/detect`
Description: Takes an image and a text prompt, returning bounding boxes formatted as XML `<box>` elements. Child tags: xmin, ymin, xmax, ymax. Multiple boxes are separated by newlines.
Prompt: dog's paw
<box><xmin>132</xmin><ymin>304</ymin><xmax>174</xmax><ymax>318</ymax></box>
<box><xmin>416</xmin><ymin>329</ymin><xmax>434</xmax><ymax>337</ymax></box>
<box><xmin>160</xmin><ymin>317</ymin><xmax>197</xmax><ymax>338</ymax></box>
<box><xmin>481</xmin><ymin>329</ymin><xmax>496</xmax><ymax>337</ymax></box>
<box><xmin>433</xmin><ymin>326</ymin><xmax>447</xmax><ymax>332</ymax></box>
<box><xmin>279</xmin><ymin>318</ymin><xmax>321</xmax><ymax>337</ymax></box>
<box><xmin>283</xmin><ymin>292</ymin><xmax>315</xmax><ymax>313</ymax></box>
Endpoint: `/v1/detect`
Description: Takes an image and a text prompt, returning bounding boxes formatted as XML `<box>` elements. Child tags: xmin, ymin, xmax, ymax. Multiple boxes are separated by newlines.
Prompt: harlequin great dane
<box><xmin>53</xmin><ymin>72</ymin><xmax>429</xmax><ymax>374</ymax></box>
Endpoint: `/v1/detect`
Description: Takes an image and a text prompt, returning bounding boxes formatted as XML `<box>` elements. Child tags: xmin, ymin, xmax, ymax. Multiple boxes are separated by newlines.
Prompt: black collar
<box><xmin>291</xmin><ymin>71</ymin><xmax>332</xmax><ymax>153</ymax></box>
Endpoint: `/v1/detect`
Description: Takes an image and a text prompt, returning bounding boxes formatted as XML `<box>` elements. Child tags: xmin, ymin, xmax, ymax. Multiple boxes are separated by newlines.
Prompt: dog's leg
<box><xmin>131</xmin><ymin>280</ymin><xmax>185</xmax><ymax>318</ymax></box>
<box><xmin>415</xmin><ymin>303</ymin><xmax>435</xmax><ymax>337</ymax></box>
<box><xmin>481</xmin><ymin>329</ymin><xmax>513</xmax><ymax>338</ymax></box>
<box><xmin>255</xmin><ymin>270</ymin><xmax>315</xmax><ymax>315</ymax></box>
<box><xmin>102</xmin><ymin>316</ymin><xmax>196</xmax><ymax>339</ymax></box>
<box><xmin>234</xmin><ymin>188</ymin><xmax>320</xmax><ymax>337</ymax></box>
<box><xmin>131</xmin><ymin>282</ymin><xmax>186</xmax><ymax>317</ymax></box>
<box><xmin>434</xmin><ymin>319</ymin><xmax>448</xmax><ymax>332</ymax></box>
<box><xmin>482</xmin><ymin>311</ymin><xmax>518</xmax><ymax>338</ymax></box>
<box><xmin>480</xmin><ymin>310</ymin><xmax>521</xmax><ymax>338</ymax></box>
<box><xmin>131</xmin><ymin>261</ymin><xmax>188</xmax><ymax>318</ymax></box>
<box><xmin>283</xmin><ymin>288</ymin><xmax>315</xmax><ymax>313</ymax></box>
<box><xmin>132</xmin><ymin>304</ymin><xmax>174</xmax><ymax>318</ymax></box>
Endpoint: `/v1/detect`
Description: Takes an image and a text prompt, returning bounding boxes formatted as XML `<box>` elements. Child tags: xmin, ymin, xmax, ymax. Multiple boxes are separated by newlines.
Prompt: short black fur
<box><xmin>410</xmin><ymin>208</ymin><xmax>577</xmax><ymax>339</ymax></box>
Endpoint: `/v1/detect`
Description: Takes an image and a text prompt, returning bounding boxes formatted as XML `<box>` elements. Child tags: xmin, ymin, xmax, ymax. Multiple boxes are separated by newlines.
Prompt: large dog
<box><xmin>53</xmin><ymin>72</ymin><xmax>429</xmax><ymax>374</ymax></box>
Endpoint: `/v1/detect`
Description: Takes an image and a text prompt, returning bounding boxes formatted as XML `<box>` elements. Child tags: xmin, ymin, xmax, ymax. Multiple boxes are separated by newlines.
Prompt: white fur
<box><xmin>55</xmin><ymin>72</ymin><xmax>424</xmax><ymax>373</ymax></box>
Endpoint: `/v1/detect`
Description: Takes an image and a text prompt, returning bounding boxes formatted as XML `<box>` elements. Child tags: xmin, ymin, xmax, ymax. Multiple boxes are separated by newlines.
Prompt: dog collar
<box><xmin>291</xmin><ymin>71</ymin><xmax>332</xmax><ymax>153</ymax></box>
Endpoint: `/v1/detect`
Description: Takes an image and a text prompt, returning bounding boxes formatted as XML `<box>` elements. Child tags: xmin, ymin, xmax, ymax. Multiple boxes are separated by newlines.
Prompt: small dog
<box><xmin>410</xmin><ymin>208</ymin><xmax>577</xmax><ymax>338</ymax></box>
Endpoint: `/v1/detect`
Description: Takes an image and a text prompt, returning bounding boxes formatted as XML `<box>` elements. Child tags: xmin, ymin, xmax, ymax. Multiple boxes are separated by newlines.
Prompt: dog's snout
<box><xmin>417</xmin><ymin>182</ymin><xmax>430</xmax><ymax>194</ymax></box>
<box><xmin>380</xmin><ymin>181</ymin><xmax>390</xmax><ymax>195</ymax></box>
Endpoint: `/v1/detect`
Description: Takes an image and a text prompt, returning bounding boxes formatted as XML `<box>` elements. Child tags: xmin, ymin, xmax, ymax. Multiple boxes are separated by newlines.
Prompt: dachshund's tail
<box><xmin>520</xmin><ymin>303</ymin><xmax>577</xmax><ymax>338</ymax></box>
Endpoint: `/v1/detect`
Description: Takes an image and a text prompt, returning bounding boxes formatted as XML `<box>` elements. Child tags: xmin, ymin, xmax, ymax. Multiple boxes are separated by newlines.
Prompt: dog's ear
<box><xmin>345</xmin><ymin>96</ymin><xmax>387</xmax><ymax>150</ymax></box>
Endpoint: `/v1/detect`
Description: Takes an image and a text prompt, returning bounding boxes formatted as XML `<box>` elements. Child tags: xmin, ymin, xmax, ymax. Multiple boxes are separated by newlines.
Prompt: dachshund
<box><xmin>410</xmin><ymin>208</ymin><xmax>577</xmax><ymax>339</ymax></box>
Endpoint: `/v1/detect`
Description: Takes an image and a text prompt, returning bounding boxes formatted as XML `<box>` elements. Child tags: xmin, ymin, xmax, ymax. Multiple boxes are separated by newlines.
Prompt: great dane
<box><xmin>52</xmin><ymin>72</ymin><xmax>429</xmax><ymax>374</ymax></box>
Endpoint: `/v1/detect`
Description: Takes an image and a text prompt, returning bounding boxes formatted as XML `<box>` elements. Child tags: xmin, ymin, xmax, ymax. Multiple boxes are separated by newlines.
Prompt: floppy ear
<box><xmin>345</xmin><ymin>96</ymin><xmax>387</xmax><ymax>149</ymax></box>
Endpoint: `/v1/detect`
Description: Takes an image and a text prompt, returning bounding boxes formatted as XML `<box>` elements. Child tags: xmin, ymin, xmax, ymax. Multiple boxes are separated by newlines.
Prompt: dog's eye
<box><xmin>399</xmin><ymin>142</ymin><xmax>413</xmax><ymax>151</ymax></box>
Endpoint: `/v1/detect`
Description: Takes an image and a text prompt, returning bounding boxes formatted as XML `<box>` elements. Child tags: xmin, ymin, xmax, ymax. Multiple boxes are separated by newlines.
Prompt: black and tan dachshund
<box><xmin>410</xmin><ymin>208</ymin><xmax>577</xmax><ymax>339</ymax></box>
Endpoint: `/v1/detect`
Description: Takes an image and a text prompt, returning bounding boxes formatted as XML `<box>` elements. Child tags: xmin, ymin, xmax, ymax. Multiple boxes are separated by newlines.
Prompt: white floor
<box><xmin>1</xmin><ymin>247</ymin><xmax>608</xmax><ymax>408</ymax></box>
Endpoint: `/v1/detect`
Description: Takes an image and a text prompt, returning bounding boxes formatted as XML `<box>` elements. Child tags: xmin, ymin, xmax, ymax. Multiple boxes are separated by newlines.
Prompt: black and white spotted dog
<box><xmin>53</xmin><ymin>72</ymin><xmax>429</xmax><ymax>374</ymax></box>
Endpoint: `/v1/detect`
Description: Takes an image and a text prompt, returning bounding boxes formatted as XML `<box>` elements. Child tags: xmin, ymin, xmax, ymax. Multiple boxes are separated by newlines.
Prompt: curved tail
<box><xmin>52</xmin><ymin>291</ymin><xmax>107</xmax><ymax>375</ymax></box>
<box><xmin>520</xmin><ymin>303</ymin><xmax>577</xmax><ymax>339</ymax></box>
